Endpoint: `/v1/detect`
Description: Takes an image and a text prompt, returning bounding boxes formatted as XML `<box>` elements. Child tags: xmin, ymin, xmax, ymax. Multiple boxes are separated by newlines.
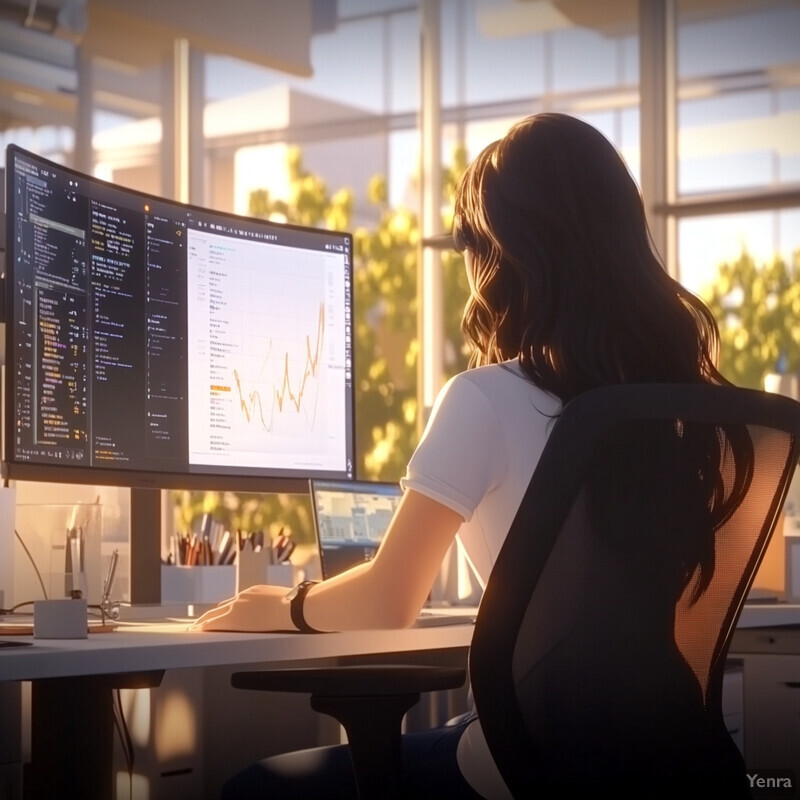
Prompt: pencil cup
<box><xmin>161</xmin><ymin>565</ymin><xmax>236</xmax><ymax>604</ymax></box>
<box><xmin>238</xmin><ymin>550</ymin><xmax>294</xmax><ymax>592</ymax></box>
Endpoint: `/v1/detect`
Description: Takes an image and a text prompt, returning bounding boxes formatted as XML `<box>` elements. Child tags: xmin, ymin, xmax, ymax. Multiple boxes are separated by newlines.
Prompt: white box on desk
<box><xmin>161</xmin><ymin>565</ymin><xmax>236</xmax><ymax>604</ymax></box>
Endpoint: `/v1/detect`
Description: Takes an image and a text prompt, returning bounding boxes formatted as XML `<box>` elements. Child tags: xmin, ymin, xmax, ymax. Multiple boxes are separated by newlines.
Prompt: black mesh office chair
<box><xmin>232</xmin><ymin>383</ymin><xmax>800</xmax><ymax>799</ymax></box>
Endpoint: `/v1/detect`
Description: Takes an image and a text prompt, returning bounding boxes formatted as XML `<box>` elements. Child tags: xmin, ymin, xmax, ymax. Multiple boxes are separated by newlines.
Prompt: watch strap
<box><xmin>288</xmin><ymin>580</ymin><xmax>321</xmax><ymax>633</ymax></box>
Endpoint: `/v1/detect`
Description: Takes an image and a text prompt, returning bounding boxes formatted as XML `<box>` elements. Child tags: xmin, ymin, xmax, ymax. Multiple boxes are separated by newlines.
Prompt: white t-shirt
<box><xmin>401</xmin><ymin>360</ymin><xmax>561</xmax><ymax>799</ymax></box>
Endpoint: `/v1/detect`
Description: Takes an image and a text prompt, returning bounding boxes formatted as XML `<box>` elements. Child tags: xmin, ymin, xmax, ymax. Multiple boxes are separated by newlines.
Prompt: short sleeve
<box><xmin>401</xmin><ymin>373</ymin><xmax>507</xmax><ymax>521</ymax></box>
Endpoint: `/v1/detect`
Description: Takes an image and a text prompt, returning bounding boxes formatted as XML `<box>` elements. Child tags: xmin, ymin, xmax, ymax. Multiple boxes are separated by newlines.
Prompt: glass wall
<box><xmin>2</xmin><ymin>0</ymin><xmax>798</xmax><ymax>503</ymax></box>
<box><xmin>675</xmin><ymin>0</ymin><xmax>800</xmax><ymax>295</ymax></box>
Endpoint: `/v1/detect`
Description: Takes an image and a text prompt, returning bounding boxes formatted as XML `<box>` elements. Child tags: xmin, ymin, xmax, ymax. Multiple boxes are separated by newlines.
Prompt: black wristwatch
<box><xmin>285</xmin><ymin>580</ymin><xmax>321</xmax><ymax>633</ymax></box>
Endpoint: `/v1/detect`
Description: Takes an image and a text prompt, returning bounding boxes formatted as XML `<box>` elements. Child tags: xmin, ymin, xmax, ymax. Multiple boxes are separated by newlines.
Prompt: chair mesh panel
<box><xmin>470</xmin><ymin>386</ymin><xmax>800</xmax><ymax>799</ymax></box>
<box><xmin>674</xmin><ymin>424</ymin><xmax>792</xmax><ymax>702</ymax></box>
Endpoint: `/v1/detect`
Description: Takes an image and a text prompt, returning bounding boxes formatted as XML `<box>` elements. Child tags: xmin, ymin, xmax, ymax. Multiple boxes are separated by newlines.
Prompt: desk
<box><xmin>737</xmin><ymin>602</ymin><xmax>800</xmax><ymax>629</ymax></box>
<box><xmin>0</xmin><ymin>621</ymin><xmax>475</xmax><ymax>800</ymax></box>
<box><xmin>0</xmin><ymin>621</ymin><xmax>474</xmax><ymax>683</ymax></box>
<box><xmin>728</xmin><ymin>622</ymin><xmax>800</xmax><ymax>793</ymax></box>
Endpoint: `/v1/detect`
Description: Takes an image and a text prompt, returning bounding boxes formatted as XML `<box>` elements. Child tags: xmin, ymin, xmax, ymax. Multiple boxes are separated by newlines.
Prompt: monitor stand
<box><xmin>129</xmin><ymin>487</ymin><xmax>162</xmax><ymax>604</ymax></box>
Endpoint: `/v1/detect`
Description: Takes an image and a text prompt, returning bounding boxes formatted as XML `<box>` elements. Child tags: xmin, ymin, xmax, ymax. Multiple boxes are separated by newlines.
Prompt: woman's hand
<box><xmin>194</xmin><ymin>491</ymin><xmax>463</xmax><ymax>633</ymax></box>
<box><xmin>191</xmin><ymin>584</ymin><xmax>292</xmax><ymax>632</ymax></box>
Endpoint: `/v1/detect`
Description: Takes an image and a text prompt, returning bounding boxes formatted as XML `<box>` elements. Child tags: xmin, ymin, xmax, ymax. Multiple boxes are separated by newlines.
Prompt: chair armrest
<box><xmin>232</xmin><ymin>664</ymin><xmax>468</xmax><ymax>798</ymax></box>
<box><xmin>231</xmin><ymin>664</ymin><xmax>467</xmax><ymax>696</ymax></box>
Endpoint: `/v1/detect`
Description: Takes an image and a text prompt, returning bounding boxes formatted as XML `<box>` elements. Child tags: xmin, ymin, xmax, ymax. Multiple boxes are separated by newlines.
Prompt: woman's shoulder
<box><xmin>434</xmin><ymin>362</ymin><xmax>561</xmax><ymax>430</ymax></box>
<box><xmin>451</xmin><ymin>360</ymin><xmax>558</xmax><ymax>405</ymax></box>
<box><xmin>449</xmin><ymin>360</ymin><xmax>519</xmax><ymax>387</ymax></box>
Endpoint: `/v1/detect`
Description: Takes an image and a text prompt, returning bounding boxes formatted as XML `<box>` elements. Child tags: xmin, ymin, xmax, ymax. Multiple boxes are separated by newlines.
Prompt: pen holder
<box><xmin>238</xmin><ymin>550</ymin><xmax>294</xmax><ymax>592</ymax></box>
<box><xmin>161</xmin><ymin>565</ymin><xmax>236</xmax><ymax>604</ymax></box>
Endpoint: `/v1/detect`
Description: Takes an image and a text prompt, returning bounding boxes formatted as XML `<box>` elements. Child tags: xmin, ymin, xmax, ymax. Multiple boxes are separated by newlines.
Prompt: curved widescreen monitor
<box><xmin>3</xmin><ymin>145</ymin><xmax>355</xmax><ymax>491</ymax></box>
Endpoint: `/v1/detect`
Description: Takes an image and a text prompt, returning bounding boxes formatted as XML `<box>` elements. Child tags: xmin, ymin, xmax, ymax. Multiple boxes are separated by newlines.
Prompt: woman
<box><xmin>196</xmin><ymin>113</ymin><xmax>734</xmax><ymax>799</ymax></box>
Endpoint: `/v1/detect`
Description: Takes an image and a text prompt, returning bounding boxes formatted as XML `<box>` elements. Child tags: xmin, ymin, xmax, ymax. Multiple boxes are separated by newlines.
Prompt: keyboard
<box><xmin>412</xmin><ymin>610</ymin><xmax>476</xmax><ymax>628</ymax></box>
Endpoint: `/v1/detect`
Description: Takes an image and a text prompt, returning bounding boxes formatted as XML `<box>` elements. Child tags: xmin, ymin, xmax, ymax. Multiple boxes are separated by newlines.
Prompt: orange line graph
<box><xmin>233</xmin><ymin>302</ymin><xmax>325</xmax><ymax>432</ymax></box>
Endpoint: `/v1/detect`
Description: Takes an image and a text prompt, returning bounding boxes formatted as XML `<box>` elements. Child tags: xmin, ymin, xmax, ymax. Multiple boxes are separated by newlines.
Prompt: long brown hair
<box><xmin>453</xmin><ymin>113</ymin><xmax>727</xmax><ymax>402</ymax></box>
<box><xmin>454</xmin><ymin>114</ymin><xmax>751</xmax><ymax>603</ymax></box>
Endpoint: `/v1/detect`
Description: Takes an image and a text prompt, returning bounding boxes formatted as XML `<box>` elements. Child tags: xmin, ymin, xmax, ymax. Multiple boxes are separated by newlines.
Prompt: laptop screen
<box><xmin>309</xmin><ymin>479</ymin><xmax>403</xmax><ymax>579</ymax></box>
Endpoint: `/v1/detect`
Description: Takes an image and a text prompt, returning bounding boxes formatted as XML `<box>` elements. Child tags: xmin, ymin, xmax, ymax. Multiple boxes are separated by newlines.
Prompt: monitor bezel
<box><xmin>3</xmin><ymin>144</ymin><xmax>355</xmax><ymax>493</ymax></box>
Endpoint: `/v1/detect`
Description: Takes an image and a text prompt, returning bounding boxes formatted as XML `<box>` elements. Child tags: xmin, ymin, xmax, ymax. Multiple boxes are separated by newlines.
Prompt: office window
<box><xmin>205</xmin><ymin>56</ymin><xmax>279</xmax><ymax>102</ymax></box>
<box><xmin>456</xmin><ymin>116</ymin><xmax>520</xmax><ymax>161</ymax></box>
<box><xmin>205</xmin><ymin>22</ymin><xmax>390</xmax><ymax>118</ymax></box>
<box><xmin>339</xmin><ymin>0</ymin><xmax>415</xmax><ymax>16</ymax></box>
<box><xmin>678</xmin><ymin>89</ymin><xmax>799</xmax><ymax>195</ymax></box>
<box><xmin>233</xmin><ymin>134</ymin><xmax>386</xmax><ymax>227</ymax></box>
<box><xmin>619</xmin><ymin>106</ymin><xmax>641</xmax><ymax>184</ymax></box>
<box><xmin>0</xmin><ymin>126</ymin><xmax>74</xmax><ymax>162</ymax></box>
<box><xmin>621</xmin><ymin>34</ymin><xmax>639</xmax><ymax>86</ymax></box>
<box><xmin>388</xmin><ymin>129</ymin><xmax>420</xmax><ymax>210</ymax></box>
<box><xmin>778</xmin><ymin>88</ymin><xmax>800</xmax><ymax>183</ymax></box>
<box><xmin>551</xmin><ymin>26</ymin><xmax>623</xmax><ymax>94</ymax></box>
<box><xmin>309</xmin><ymin>17</ymin><xmax>387</xmax><ymax>112</ymax></box>
<box><xmin>678</xmin><ymin>209</ymin><xmax>800</xmax><ymax>296</ymax></box>
<box><xmin>677</xmin><ymin>3</ymin><xmax>800</xmax><ymax>79</ymax></box>
<box><xmin>456</xmin><ymin>0</ymin><xmax>547</xmax><ymax>106</ymax></box>
<box><xmin>388</xmin><ymin>11</ymin><xmax>420</xmax><ymax>113</ymax></box>
<box><xmin>305</xmin><ymin>135</ymin><xmax>388</xmax><ymax>226</ymax></box>
<box><xmin>440</xmin><ymin>0</ymin><xmax>465</xmax><ymax>108</ymax></box>
<box><xmin>676</xmin><ymin>2</ymin><xmax>800</xmax><ymax>196</ymax></box>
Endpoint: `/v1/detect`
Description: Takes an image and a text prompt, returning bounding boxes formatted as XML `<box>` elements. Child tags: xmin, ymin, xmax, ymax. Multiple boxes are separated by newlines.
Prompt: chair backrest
<box><xmin>470</xmin><ymin>383</ymin><xmax>800</xmax><ymax>798</ymax></box>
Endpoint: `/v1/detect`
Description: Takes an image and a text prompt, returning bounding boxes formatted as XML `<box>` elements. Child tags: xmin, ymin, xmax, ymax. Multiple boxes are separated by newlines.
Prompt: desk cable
<box><xmin>113</xmin><ymin>687</ymin><xmax>135</xmax><ymax>800</ymax></box>
<box><xmin>13</xmin><ymin>528</ymin><xmax>48</xmax><ymax>600</ymax></box>
<box><xmin>0</xmin><ymin>527</ymin><xmax>48</xmax><ymax>616</ymax></box>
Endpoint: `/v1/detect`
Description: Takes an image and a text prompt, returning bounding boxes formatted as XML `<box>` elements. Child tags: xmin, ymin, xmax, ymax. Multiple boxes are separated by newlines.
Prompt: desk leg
<box><xmin>28</xmin><ymin>671</ymin><xmax>164</xmax><ymax>800</ymax></box>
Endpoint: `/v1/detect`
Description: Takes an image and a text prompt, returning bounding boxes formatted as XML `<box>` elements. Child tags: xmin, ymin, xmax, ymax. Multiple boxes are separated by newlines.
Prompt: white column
<box><xmin>74</xmin><ymin>46</ymin><xmax>94</xmax><ymax>175</ymax></box>
<box><xmin>162</xmin><ymin>38</ymin><xmax>205</xmax><ymax>205</ymax></box>
<box><xmin>638</xmin><ymin>0</ymin><xmax>678</xmax><ymax>278</ymax></box>
<box><xmin>418</xmin><ymin>0</ymin><xmax>444</xmax><ymax>432</ymax></box>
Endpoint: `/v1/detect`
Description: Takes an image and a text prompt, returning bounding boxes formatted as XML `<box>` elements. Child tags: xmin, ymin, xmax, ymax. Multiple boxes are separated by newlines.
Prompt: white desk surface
<box><xmin>737</xmin><ymin>602</ymin><xmax>800</xmax><ymax>628</ymax></box>
<box><xmin>4</xmin><ymin>602</ymin><xmax>796</xmax><ymax>685</ymax></box>
<box><xmin>0</xmin><ymin>619</ymin><xmax>475</xmax><ymax>683</ymax></box>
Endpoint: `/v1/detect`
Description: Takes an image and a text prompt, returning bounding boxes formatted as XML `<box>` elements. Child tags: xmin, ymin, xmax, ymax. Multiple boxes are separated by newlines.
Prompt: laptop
<box><xmin>308</xmin><ymin>479</ymin><xmax>476</xmax><ymax>628</ymax></box>
<box><xmin>310</xmin><ymin>479</ymin><xmax>404</xmax><ymax>580</ymax></box>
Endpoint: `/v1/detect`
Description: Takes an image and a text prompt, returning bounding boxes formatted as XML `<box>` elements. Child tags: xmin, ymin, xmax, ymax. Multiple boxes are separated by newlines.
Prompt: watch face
<box><xmin>287</xmin><ymin>581</ymin><xmax>316</xmax><ymax>601</ymax></box>
<box><xmin>285</xmin><ymin>585</ymin><xmax>301</xmax><ymax>600</ymax></box>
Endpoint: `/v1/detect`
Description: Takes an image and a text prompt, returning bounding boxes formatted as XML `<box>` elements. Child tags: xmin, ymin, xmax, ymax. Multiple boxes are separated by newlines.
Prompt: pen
<box><xmin>103</xmin><ymin>549</ymin><xmax>119</xmax><ymax>601</ymax></box>
<box><xmin>218</xmin><ymin>531</ymin><xmax>235</xmax><ymax>565</ymax></box>
<box><xmin>278</xmin><ymin>540</ymin><xmax>295</xmax><ymax>563</ymax></box>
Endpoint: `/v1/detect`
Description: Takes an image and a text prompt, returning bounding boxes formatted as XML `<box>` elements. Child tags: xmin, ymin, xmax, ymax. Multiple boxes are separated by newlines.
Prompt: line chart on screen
<box><xmin>185</xmin><ymin>229</ymin><xmax>348</xmax><ymax>471</ymax></box>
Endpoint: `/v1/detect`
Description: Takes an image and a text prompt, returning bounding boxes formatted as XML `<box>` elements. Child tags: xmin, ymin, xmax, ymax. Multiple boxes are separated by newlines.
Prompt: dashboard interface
<box><xmin>4</xmin><ymin>145</ymin><xmax>355</xmax><ymax>490</ymax></box>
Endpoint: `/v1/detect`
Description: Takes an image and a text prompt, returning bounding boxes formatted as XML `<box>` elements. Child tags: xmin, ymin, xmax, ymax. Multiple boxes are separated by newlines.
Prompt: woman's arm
<box><xmin>305</xmin><ymin>489</ymin><xmax>464</xmax><ymax>630</ymax></box>
<box><xmin>194</xmin><ymin>489</ymin><xmax>463</xmax><ymax>632</ymax></box>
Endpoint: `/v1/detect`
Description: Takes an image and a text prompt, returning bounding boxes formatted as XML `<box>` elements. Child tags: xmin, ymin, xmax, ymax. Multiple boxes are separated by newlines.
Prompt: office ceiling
<box><xmin>1</xmin><ymin>0</ymin><xmax>796</xmax><ymax>132</ymax></box>
<box><xmin>480</xmin><ymin>0</ymin><xmax>797</xmax><ymax>38</ymax></box>
<box><xmin>0</xmin><ymin>0</ymin><xmax>317</xmax><ymax>130</ymax></box>
<box><xmin>552</xmin><ymin>0</ymin><xmax>797</xmax><ymax>36</ymax></box>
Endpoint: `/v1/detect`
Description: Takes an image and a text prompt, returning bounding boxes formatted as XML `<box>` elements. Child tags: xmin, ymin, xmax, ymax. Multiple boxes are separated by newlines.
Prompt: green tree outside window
<box><xmin>701</xmin><ymin>250</ymin><xmax>800</xmax><ymax>390</ymax></box>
